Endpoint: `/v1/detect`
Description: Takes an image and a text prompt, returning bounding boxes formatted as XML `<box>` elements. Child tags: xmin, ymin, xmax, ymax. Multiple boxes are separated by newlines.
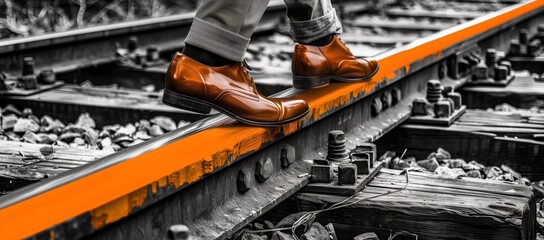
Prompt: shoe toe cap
<box><xmin>363</xmin><ymin>57</ymin><xmax>379</xmax><ymax>71</ymax></box>
<box><xmin>281</xmin><ymin>99</ymin><xmax>309</xmax><ymax>121</ymax></box>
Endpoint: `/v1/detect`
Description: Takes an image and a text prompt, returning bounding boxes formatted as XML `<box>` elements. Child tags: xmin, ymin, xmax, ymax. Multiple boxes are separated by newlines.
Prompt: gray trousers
<box><xmin>184</xmin><ymin>0</ymin><xmax>343</xmax><ymax>62</ymax></box>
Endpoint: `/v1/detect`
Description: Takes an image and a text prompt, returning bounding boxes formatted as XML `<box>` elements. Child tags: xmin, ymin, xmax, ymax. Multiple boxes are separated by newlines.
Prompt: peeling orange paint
<box><xmin>307</xmin><ymin>84</ymin><xmax>371</xmax><ymax>121</ymax></box>
<box><xmin>90</xmin><ymin>186</ymin><xmax>148</xmax><ymax>229</ymax></box>
<box><xmin>281</xmin><ymin>120</ymin><xmax>301</xmax><ymax>136</ymax></box>
<box><xmin>158</xmin><ymin>176</ymin><xmax>168</xmax><ymax>188</ymax></box>
<box><xmin>151</xmin><ymin>182</ymin><xmax>158</xmax><ymax>194</ymax></box>
<box><xmin>1</xmin><ymin>2</ymin><xmax>542</xmax><ymax>239</ymax></box>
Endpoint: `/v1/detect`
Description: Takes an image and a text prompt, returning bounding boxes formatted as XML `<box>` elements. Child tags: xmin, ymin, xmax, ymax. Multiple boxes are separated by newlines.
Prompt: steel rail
<box><xmin>0</xmin><ymin>1</ymin><xmax>287</xmax><ymax>75</ymax></box>
<box><xmin>0</xmin><ymin>0</ymin><xmax>543</xmax><ymax>239</ymax></box>
<box><xmin>0</xmin><ymin>1</ymin><xmax>286</xmax><ymax>54</ymax></box>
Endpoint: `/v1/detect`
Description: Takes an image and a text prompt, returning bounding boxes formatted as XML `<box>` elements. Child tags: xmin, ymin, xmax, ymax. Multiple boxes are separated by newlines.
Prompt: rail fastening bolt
<box><xmin>519</xmin><ymin>29</ymin><xmax>530</xmax><ymax>45</ymax></box>
<box><xmin>237</xmin><ymin>169</ymin><xmax>252</xmax><ymax>193</ymax></box>
<box><xmin>280</xmin><ymin>144</ymin><xmax>296</xmax><ymax>168</ymax></box>
<box><xmin>255</xmin><ymin>157</ymin><xmax>273</xmax><ymax>183</ymax></box>
<box><xmin>128</xmin><ymin>36</ymin><xmax>138</xmax><ymax>52</ymax></box>
<box><xmin>167</xmin><ymin>225</ymin><xmax>191</xmax><ymax>240</ymax></box>
<box><xmin>22</xmin><ymin>57</ymin><xmax>35</xmax><ymax>76</ymax></box>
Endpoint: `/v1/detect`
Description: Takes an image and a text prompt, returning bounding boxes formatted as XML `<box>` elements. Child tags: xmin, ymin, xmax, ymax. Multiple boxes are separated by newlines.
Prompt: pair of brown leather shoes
<box><xmin>162</xmin><ymin>35</ymin><xmax>379</xmax><ymax>127</ymax></box>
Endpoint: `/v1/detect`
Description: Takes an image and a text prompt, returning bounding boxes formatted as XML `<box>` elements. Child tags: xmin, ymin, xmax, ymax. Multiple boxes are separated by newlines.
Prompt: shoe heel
<box><xmin>162</xmin><ymin>89</ymin><xmax>212</xmax><ymax>114</ymax></box>
<box><xmin>292</xmin><ymin>75</ymin><xmax>329</xmax><ymax>89</ymax></box>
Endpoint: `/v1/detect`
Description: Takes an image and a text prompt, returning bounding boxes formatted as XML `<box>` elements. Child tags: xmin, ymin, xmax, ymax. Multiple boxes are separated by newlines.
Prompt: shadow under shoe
<box><xmin>162</xmin><ymin>53</ymin><xmax>310</xmax><ymax>127</ymax></box>
<box><xmin>292</xmin><ymin>35</ymin><xmax>380</xmax><ymax>89</ymax></box>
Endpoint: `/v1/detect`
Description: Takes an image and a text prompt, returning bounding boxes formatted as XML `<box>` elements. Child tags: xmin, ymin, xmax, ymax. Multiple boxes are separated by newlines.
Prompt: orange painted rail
<box><xmin>0</xmin><ymin>1</ymin><xmax>543</xmax><ymax>239</ymax></box>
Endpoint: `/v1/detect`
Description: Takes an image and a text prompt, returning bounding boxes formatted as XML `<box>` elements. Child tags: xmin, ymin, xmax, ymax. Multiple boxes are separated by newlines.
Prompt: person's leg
<box><xmin>162</xmin><ymin>0</ymin><xmax>309</xmax><ymax>127</ymax></box>
<box><xmin>284</xmin><ymin>0</ymin><xmax>342</xmax><ymax>44</ymax></box>
<box><xmin>286</xmin><ymin>0</ymin><xmax>379</xmax><ymax>89</ymax></box>
<box><xmin>183</xmin><ymin>0</ymin><xmax>269</xmax><ymax>64</ymax></box>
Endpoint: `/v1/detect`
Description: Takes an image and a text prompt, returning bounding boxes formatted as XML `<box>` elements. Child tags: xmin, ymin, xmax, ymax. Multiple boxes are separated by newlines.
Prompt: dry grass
<box><xmin>0</xmin><ymin>0</ymin><xmax>198</xmax><ymax>39</ymax></box>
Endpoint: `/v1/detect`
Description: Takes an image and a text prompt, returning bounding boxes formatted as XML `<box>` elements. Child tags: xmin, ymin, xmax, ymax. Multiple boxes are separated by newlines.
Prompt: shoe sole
<box><xmin>162</xmin><ymin>89</ymin><xmax>310</xmax><ymax>127</ymax></box>
<box><xmin>292</xmin><ymin>64</ymin><xmax>380</xmax><ymax>90</ymax></box>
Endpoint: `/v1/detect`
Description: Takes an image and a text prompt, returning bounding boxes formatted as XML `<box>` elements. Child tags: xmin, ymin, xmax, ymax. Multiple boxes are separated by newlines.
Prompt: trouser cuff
<box><xmin>289</xmin><ymin>9</ymin><xmax>342</xmax><ymax>43</ymax></box>
<box><xmin>185</xmin><ymin>17</ymin><xmax>250</xmax><ymax>62</ymax></box>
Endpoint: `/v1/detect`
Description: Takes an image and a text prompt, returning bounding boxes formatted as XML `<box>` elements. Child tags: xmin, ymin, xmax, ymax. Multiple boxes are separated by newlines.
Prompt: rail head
<box><xmin>0</xmin><ymin>1</ymin><xmax>543</xmax><ymax>239</ymax></box>
<box><xmin>0</xmin><ymin>0</ymin><xmax>286</xmax><ymax>55</ymax></box>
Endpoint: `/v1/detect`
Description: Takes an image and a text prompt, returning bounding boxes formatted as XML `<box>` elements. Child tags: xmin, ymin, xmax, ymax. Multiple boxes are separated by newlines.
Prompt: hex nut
<box><xmin>474</xmin><ymin>63</ymin><xmax>489</xmax><ymax>80</ymax></box>
<box><xmin>499</xmin><ymin>61</ymin><xmax>512</xmax><ymax>75</ymax></box>
<box><xmin>237</xmin><ymin>169</ymin><xmax>252</xmax><ymax>193</ymax></box>
<box><xmin>353</xmin><ymin>159</ymin><xmax>370</xmax><ymax>175</ymax></box>
<box><xmin>353</xmin><ymin>143</ymin><xmax>376</xmax><ymax>154</ymax></box>
<box><xmin>391</xmin><ymin>88</ymin><xmax>402</xmax><ymax>105</ymax></box>
<box><xmin>38</xmin><ymin>68</ymin><xmax>56</xmax><ymax>84</ymax></box>
<box><xmin>371</xmin><ymin>98</ymin><xmax>382</xmax><ymax>117</ymax></box>
<box><xmin>351</xmin><ymin>152</ymin><xmax>371</xmax><ymax>174</ymax></box>
<box><xmin>353</xmin><ymin>143</ymin><xmax>376</xmax><ymax>168</ymax></box>
<box><xmin>446</xmin><ymin>92</ymin><xmax>462</xmax><ymax>110</ymax></box>
<box><xmin>510</xmin><ymin>39</ymin><xmax>521</xmax><ymax>56</ymax></box>
<box><xmin>255</xmin><ymin>157</ymin><xmax>274</xmax><ymax>183</ymax></box>
<box><xmin>494</xmin><ymin>65</ymin><xmax>509</xmax><ymax>81</ymax></box>
<box><xmin>434</xmin><ymin>100</ymin><xmax>452</xmax><ymax>118</ymax></box>
<box><xmin>22</xmin><ymin>76</ymin><xmax>38</xmax><ymax>90</ymax></box>
<box><xmin>168</xmin><ymin>225</ymin><xmax>191</xmax><ymax>240</ymax></box>
<box><xmin>280</xmin><ymin>144</ymin><xmax>296</xmax><ymax>168</ymax></box>
<box><xmin>381</xmin><ymin>91</ymin><xmax>392</xmax><ymax>110</ymax></box>
<box><xmin>311</xmin><ymin>160</ymin><xmax>332</xmax><ymax>183</ymax></box>
<box><xmin>412</xmin><ymin>98</ymin><xmax>428</xmax><ymax>116</ymax></box>
<box><xmin>338</xmin><ymin>163</ymin><xmax>357</xmax><ymax>185</ymax></box>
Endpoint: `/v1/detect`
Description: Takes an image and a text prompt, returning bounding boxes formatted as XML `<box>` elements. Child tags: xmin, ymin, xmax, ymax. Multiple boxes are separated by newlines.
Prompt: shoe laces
<box><xmin>241</xmin><ymin>59</ymin><xmax>255</xmax><ymax>84</ymax></box>
<box><xmin>337</xmin><ymin>37</ymin><xmax>355</xmax><ymax>57</ymax></box>
<box><xmin>338</xmin><ymin>37</ymin><xmax>347</xmax><ymax>47</ymax></box>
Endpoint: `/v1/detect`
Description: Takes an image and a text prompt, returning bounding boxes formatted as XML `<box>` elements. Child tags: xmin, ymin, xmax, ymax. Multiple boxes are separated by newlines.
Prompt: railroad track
<box><xmin>0</xmin><ymin>0</ymin><xmax>543</xmax><ymax>239</ymax></box>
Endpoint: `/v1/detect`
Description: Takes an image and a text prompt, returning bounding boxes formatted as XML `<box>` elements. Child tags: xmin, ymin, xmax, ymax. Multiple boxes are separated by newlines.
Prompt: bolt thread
<box><xmin>22</xmin><ymin>57</ymin><xmax>35</xmax><ymax>76</ymax></box>
<box><xmin>520</xmin><ymin>29</ymin><xmax>529</xmax><ymax>45</ymax></box>
<box><xmin>127</xmin><ymin>37</ymin><xmax>138</xmax><ymax>52</ymax></box>
<box><xmin>426</xmin><ymin>88</ymin><xmax>442</xmax><ymax>103</ymax></box>
<box><xmin>146</xmin><ymin>46</ymin><xmax>159</xmax><ymax>62</ymax></box>
<box><xmin>485</xmin><ymin>49</ymin><xmax>497</xmax><ymax>65</ymax></box>
<box><xmin>327</xmin><ymin>130</ymin><xmax>349</xmax><ymax>161</ymax></box>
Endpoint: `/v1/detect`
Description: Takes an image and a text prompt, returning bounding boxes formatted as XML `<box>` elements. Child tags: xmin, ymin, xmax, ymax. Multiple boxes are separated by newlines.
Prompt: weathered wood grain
<box><xmin>291</xmin><ymin>169</ymin><xmax>535</xmax><ymax>240</ymax></box>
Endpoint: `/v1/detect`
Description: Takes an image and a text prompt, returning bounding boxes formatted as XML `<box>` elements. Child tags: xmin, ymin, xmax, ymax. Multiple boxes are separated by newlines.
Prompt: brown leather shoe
<box><xmin>162</xmin><ymin>53</ymin><xmax>309</xmax><ymax>127</ymax></box>
<box><xmin>292</xmin><ymin>35</ymin><xmax>379</xmax><ymax>89</ymax></box>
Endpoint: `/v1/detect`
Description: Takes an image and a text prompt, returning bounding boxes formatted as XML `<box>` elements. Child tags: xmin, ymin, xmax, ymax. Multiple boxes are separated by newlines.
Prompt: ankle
<box><xmin>301</xmin><ymin>34</ymin><xmax>334</xmax><ymax>46</ymax></box>
<box><xmin>182</xmin><ymin>44</ymin><xmax>235</xmax><ymax>67</ymax></box>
